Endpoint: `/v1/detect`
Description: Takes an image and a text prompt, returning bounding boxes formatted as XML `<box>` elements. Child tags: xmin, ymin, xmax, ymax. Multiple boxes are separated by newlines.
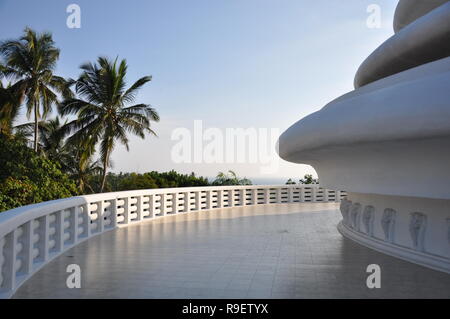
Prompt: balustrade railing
<box><xmin>0</xmin><ymin>185</ymin><xmax>345</xmax><ymax>298</ymax></box>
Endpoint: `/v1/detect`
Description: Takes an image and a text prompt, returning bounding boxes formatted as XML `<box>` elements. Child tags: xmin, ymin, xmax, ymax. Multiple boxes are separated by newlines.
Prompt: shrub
<box><xmin>117</xmin><ymin>173</ymin><xmax>159</xmax><ymax>191</ymax></box>
<box><xmin>0</xmin><ymin>135</ymin><xmax>78</xmax><ymax>212</ymax></box>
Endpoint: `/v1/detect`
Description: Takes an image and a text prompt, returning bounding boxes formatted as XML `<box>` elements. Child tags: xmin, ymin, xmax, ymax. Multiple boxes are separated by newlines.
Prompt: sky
<box><xmin>0</xmin><ymin>0</ymin><xmax>397</xmax><ymax>183</ymax></box>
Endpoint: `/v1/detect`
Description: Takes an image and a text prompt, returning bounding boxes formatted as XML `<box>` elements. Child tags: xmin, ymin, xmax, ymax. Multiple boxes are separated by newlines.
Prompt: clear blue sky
<box><xmin>0</xmin><ymin>0</ymin><xmax>397</xmax><ymax>182</ymax></box>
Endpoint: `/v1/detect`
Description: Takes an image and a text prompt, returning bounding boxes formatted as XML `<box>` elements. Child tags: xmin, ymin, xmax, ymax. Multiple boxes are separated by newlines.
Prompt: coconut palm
<box><xmin>212</xmin><ymin>170</ymin><xmax>252</xmax><ymax>186</ymax></box>
<box><xmin>64</xmin><ymin>144</ymin><xmax>103</xmax><ymax>194</ymax></box>
<box><xmin>0</xmin><ymin>80</ymin><xmax>26</xmax><ymax>136</ymax></box>
<box><xmin>15</xmin><ymin>116</ymin><xmax>106</xmax><ymax>193</ymax></box>
<box><xmin>60</xmin><ymin>56</ymin><xmax>159</xmax><ymax>192</ymax></box>
<box><xmin>15</xmin><ymin>116</ymin><xmax>68</xmax><ymax>161</ymax></box>
<box><xmin>299</xmin><ymin>174</ymin><xmax>318</xmax><ymax>185</ymax></box>
<box><xmin>0</xmin><ymin>27</ymin><xmax>72</xmax><ymax>152</ymax></box>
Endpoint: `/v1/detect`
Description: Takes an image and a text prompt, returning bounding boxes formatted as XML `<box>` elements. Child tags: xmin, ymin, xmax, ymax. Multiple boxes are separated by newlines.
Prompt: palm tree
<box><xmin>299</xmin><ymin>174</ymin><xmax>318</xmax><ymax>185</ymax></box>
<box><xmin>64</xmin><ymin>144</ymin><xmax>103</xmax><ymax>194</ymax></box>
<box><xmin>15</xmin><ymin>116</ymin><xmax>67</xmax><ymax>160</ymax></box>
<box><xmin>212</xmin><ymin>170</ymin><xmax>252</xmax><ymax>186</ymax></box>
<box><xmin>0</xmin><ymin>27</ymin><xmax>72</xmax><ymax>152</ymax></box>
<box><xmin>0</xmin><ymin>80</ymin><xmax>26</xmax><ymax>136</ymax></box>
<box><xmin>60</xmin><ymin>57</ymin><xmax>159</xmax><ymax>192</ymax></box>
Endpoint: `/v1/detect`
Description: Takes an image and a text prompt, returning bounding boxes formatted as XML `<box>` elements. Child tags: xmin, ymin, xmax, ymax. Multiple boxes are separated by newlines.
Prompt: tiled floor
<box><xmin>13</xmin><ymin>203</ymin><xmax>450</xmax><ymax>299</ymax></box>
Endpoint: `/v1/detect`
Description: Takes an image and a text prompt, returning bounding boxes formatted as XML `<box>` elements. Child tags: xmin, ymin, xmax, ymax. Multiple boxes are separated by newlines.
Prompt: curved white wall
<box><xmin>277</xmin><ymin>0</ymin><xmax>450</xmax><ymax>275</ymax></box>
<box><xmin>339</xmin><ymin>193</ymin><xmax>450</xmax><ymax>274</ymax></box>
<box><xmin>278</xmin><ymin>57</ymin><xmax>450</xmax><ymax>200</ymax></box>
<box><xmin>0</xmin><ymin>185</ymin><xmax>344</xmax><ymax>299</ymax></box>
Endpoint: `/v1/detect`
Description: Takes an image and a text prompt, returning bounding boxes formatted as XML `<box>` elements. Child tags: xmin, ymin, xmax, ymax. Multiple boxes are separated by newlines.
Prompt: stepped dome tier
<box><xmin>355</xmin><ymin>1</ymin><xmax>450</xmax><ymax>88</ymax></box>
<box><xmin>277</xmin><ymin>0</ymin><xmax>450</xmax><ymax>273</ymax></box>
<box><xmin>394</xmin><ymin>0</ymin><xmax>449</xmax><ymax>32</ymax></box>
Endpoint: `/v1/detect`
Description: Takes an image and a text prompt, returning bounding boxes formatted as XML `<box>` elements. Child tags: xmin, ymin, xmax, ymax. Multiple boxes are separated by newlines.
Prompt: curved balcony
<box><xmin>1</xmin><ymin>185</ymin><xmax>450</xmax><ymax>299</ymax></box>
<box><xmin>0</xmin><ymin>185</ymin><xmax>344</xmax><ymax>299</ymax></box>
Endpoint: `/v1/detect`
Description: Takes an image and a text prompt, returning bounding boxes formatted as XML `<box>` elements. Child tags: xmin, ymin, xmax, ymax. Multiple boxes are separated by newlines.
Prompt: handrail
<box><xmin>0</xmin><ymin>184</ymin><xmax>345</xmax><ymax>298</ymax></box>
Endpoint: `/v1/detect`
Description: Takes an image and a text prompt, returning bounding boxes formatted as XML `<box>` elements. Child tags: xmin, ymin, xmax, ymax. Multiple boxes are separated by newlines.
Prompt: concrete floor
<box><xmin>13</xmin><ymin>203</ymin><xmax>450</xmax><ymax>299</ymax></box>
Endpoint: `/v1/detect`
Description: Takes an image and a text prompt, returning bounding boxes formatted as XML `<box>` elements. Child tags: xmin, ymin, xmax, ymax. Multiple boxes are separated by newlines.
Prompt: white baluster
<box><xmin>97</xmin><ymin>200</ymin><xmax>104</xmax><ymax>232</ymax></box>
<box><xmin>206</xmin><ymin>191</ymin><xmax>212</xmax><ymax>209</ymax></box>
<box><xmin>122</xmin><ymin>197</ymin><xmax>130</xmax><ymax>224</ymax></box>
<box><xmin>251</xmin><ymin>189</ymin><xmax>257</xmax><ymax>205</ymax></box>
<box><xmin>216</xmin><ymin>190</ymin><xmax>223</xmax><ymax>208</ymax></box>
<box><xmin>21</xmin><ymin>221</ymin><xmax>33</xmax><ymax>275</ymax></box>
<box><xmin>194</xmin><ymin>191</ymin><xmax>201</xmax><ymax>211</ymax></box>
<box><xmin>335</xmin><ymin>190</ymin><xmax>341</xmax><ymax>202</ymax></box>
<box><xmin>37</xmin><ymin>215</ymin><xmax>50</xmax><ymax>262</ymax></box>
<box><xmin>82</xmin><ymin>204</ymin><xmax>90</xmax><ymax>239</ymax></box>
<box><xmin>183</xmin><ymin>192</ymin><xmax>190</xmax><ymax>212</ymax></box>
<box><xmin>172</xmin><ymin>193</ymin><xmax>178</xmax><ymax>213</ymax></box>
<box><xmin>299</xmin><ymin>187</ymin><xmax>305</xmax><ymax>202</ymax></box>
<box><xmin>2</xmin><ymin>231</ymin><xmax>17</xmax><ymax>291</ymax></box>
<box><xmin>229</xmin><ymin>189</ymin><xmax>235</xmax><ymax>207</ymax></box>
<box><xmin>70</xmin><ymin>206</ymin><xmax>80</xmax><ymax>244</ymax></box>
<box><xmin>110</xmin><ymin>199</ymin><xmax>118</xmax><ymax>227</ymax></box>
<box><xmin>136</xmin><ymin>195</ymin><xmax>143</xmax><ymax>221</ymax></box>
<box><xmin>160</xmin><ymin>193</ymin><xmax>166</xmax><ymax>216</ymax></box>
<box><xmin>312</xmin><ymin>187</ymin><xmax>317</xmax><ymax>202</ymax></box>
<box><xmin>148</xmin><ymin>195</ymin><xmax>155</xmax><ymax>218</ymax></box>
<box><xmin>55</xmin><ymin>210</ymin><xmax>65</xmax><ymax>253</ymax></box>
<box><xmin>276</xmin><ymin>188</ymin><xmax>282</xmax><ymax>203</ymax></box>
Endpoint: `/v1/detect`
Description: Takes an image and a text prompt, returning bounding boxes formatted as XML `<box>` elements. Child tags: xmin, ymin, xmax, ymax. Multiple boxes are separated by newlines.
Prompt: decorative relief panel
<box><xmin>409</xmin><ymin>212</ymin><xmax>427</xmax><ymax>252</ymax></box>
<box><xmin>381</xmin><ymin>208</ymin><xmax>396</xmax><ymax>243</ymax></box>
<box><xmin>362</xmin><ymin>205</ymin><xmax>375</xmax><ymax>237</ymax></box>
<box><xmin>350</xmin><ymin>203</ymin><xmax>362</xmax><ymax>231</ymax></box>
<box><xmin>340</xmin><ymin>199</ymin><xmax>352</xmax><ymax>226</ymax></box>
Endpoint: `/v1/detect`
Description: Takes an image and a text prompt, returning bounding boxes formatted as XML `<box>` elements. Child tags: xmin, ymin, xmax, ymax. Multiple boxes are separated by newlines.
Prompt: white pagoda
<box><xmin>278</xmin><ymin>0</ymin><xmax>450</xmax><ymax>273</ymax></box>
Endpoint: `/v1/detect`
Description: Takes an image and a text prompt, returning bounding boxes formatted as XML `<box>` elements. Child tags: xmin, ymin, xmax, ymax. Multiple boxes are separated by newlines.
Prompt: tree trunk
<box><xmin>100</xmin><ymin>152</ymin><xmax>109</xmax><ymax>193</ymax></box>
<box><xmin>33</xmin><ymin>102</ymin><xmax>39</xmax><ymax>152</ymax></box>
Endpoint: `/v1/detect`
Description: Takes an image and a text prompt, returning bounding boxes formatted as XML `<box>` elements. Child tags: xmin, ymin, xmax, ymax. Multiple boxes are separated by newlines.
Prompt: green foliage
<box><xmin>211</xmin><ymin>170</ymin><xmax>252</xmax><ymax>186</ymax></box>
<box><xmin>89</xmin><ymin>170</ymin><xmax>209</xmax><ymax>192</ymax></box>
<box><xmin>60</xmin><ymin>56</ymin><xmax>159</xmax><ymax>192</ymax></box>
<box><xmin>0</xmin><ymin>80</ymin><xmax>26</xmax><ymax>136</ymax></box>
<box><xmin>0</xmin><ymin>27</ymin><xmax>73</xmax><ymax>152</ymax></box>
<box><xmin>285</xmin><ymin>178</ymin><xmax>296</xmax><ymax>185</ymax></box>
<box><xmin>0</xmin><ymin>135</ymin><xmax>78</xmax><ymax>212</ymax></box>
<box><xmin>1</xmin><ymin>27</ymin><xmax>257</xmax><ymax>212</ymax></box>
<box><xmin>116</xmin><ymin>173</ymin><xmax>159</xmax><ymax>191</ymax></box>
<box><xmin>146</xmin><ymin>171</ymin><xmax>210</xmax><ymax>188</ymax></box>
<box><xmin>299</xmin><ymin>174</ymin><xmax>319</xmax><ymax>185</ymax></box>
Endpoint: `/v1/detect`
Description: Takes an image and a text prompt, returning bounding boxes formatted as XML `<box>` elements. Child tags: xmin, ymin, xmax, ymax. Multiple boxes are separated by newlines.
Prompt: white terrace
<box><xmin>1</xmin><ymin>185</ymin><xmax>449</xmax><ymax>299</ymax></box>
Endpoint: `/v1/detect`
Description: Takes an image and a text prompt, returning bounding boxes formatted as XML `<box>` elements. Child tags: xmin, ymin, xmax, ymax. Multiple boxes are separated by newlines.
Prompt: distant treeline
<box><xmin>100</xmin><ymin>171</ymin><xmax>210</xmax><ymax>192</ymax></box>
<box><xmin>0</xmin><ymin>134</ymin><xmax>252</xmax><ymax>212</ymax></box>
